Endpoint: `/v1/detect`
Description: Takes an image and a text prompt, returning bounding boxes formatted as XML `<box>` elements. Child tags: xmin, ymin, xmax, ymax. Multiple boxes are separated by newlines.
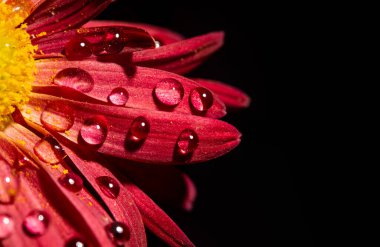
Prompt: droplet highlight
<box><xmin>41</xmin><ymin>101</ymin><xmax>75</xmax><ymax>132</ymax></box>
<box><xmin>128</xmin><ymin>116</ymin><xmax>150</xmax><ymax>143</ymax></box>
<box><xmin>105</xmin><ymin>222</ymin><xmax>130</xmax><ymax>245</ymax></box>
<box><xmin>79</xmin><ymin>116</ymin><xmax>108</xmax><ymax>146</ymax></box>
<box><xmin>59</xmin><ymin>173</ymin><xmax>83</xmax><ymax>193</ymax></box>
<box><xmin>153</xmin><ymin>78</ymin><xmax>184</xmax><ymax>107</ymax></box>
<box><xmin>0</xmin><ymin>214</ymin><xmax>14</xmax><ymax>240</ymax></box>
<box><xmin>107</xmin><ymin>87</ymin><xmax>129</xmax><ymax>106</ymax></box>
<box><xmin>22</xmin><ymin>210</ymin><xmax>50</xmax><ymax>237</ymax></box>
<box><xmin>96</xmin><ymin>176</ymin><xmax>120</xmax><ymax>199</ymax></box>
<box><xmin>176</xmin><ymin>129</ymin><xmax>199</xmax><ymax>156</ymax></box>
<box><xmin>65</xmin><ymin>37</ymin><xmax>92</xmax><ymax>60</ymax></box>
<box><xmin>65</xmin><ymin>237</ymin><xmax>87</xmax><ymax>247</ymax></box>
<box><xmin>189</xmin><ymin>87</ymin><xmax>214</xmax><ymax>113</ymax></box>
<box><xmin>54</xmin><ymin>68</ymin><xmax>94</xmax><ymax>93</ymax></box>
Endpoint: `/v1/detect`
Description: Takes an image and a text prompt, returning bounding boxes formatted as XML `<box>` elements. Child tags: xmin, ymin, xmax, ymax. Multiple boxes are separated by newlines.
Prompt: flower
<box><xmin>0</xmin><ymin>0</ymin><xmax>250</xmax><ymax>246</ymax></box>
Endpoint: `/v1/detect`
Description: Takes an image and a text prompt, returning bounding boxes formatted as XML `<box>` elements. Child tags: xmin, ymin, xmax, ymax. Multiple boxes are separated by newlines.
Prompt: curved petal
<box><xmin>33</xmin><ymin>60</ymin><xmax>226</xmax><ymax>118</ymax></box>
<box><xmin>21</xmin><ymin>93</ymin><xmax>241</xmax><ymax>164</ymax></box>
<box><xmin>25</xmin><ymin>0</ymin><xmax>113</xmax><ymax>36</ymax></box>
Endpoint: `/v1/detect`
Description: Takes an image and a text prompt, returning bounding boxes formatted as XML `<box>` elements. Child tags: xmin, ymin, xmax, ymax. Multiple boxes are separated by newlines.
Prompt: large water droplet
<box><xmin>22</xmin><ymin>210</ymin><xmax>50</xmax><ymax>237</ymax></box>
<box><xmin>54</xmin><ymin>68</ymin><xmax>94</xmax><ymax>93</ymax></box>
<box><xmin>176</xmin><ymin>129</ymin><xmax>199</xmax><ymax>156</ymax></box>
<box><xmin>107</xmin><ymin>87</ymin><xmax>129</xmax><ymax>106</ymax></box>
<box><xmin>33</xmin><ymin>137</ymin><xmax>64</xmax><ymax>164</ymax></box>
<box><xmin>79</xmin><ymin>116</ymin><xmax>108</xmax><ymax>146</ymax></box>
<box><xmin>65</xmin><ymin>37</ymin><xmax>92</xmax><ymax>60</ymax></box>
<box><xmin>0</xmin><ymin>213</ymin><xmax>14</xmax><ymax>240</ymax></box>
<box><xmin>128</xmin><ymin>116</ymin><xmax>150</xmax><ymax>143</ymax></box>
<box><xmin>59</xmin><ymin>173</ymin><xmax>83</xmax><ymax>193</ymax></box>
<box><xmin>0</xmin><ymin>159</ymin><xmax>20</xmax><ymax>204</ymax></box>
<box><xmin>65</xmin><ymin>237</ymin><xmax>87</xmax><ymax>247</ymax></box>
<box><xmin>92</xmin><ymin>28</ymin><xmax>125</xmax><ymax>56</ymax></box>
<box><xmin>153</xmin><ymin>78</ymin><xmax>184</xmax><ymax>107</ymax></box>
<box><xmin>105</xmin><ymin>222</ymin><xmax>130</xmax><ymax>245</ymax></box>
<box><xmin>189</xmin><ymin>87</ymin><xmax>214</xmax><ymax>113</ymax></box>
<box><xmin>96</xmin><ymin>176</ymin><xmax>120</xmax><ymax>199</ymax></box>
<box><xmin>41</xmin><ymin>101</ymin><xmax>75</xmax><ymax>132</ymax></box>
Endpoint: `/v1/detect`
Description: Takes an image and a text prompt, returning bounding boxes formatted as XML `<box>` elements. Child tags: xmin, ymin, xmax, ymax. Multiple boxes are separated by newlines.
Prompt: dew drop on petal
<box><xmin>79</xmin><ymin>116</ymin><xmax>108</xmax><ymax>146</ymax></box>
<box><xmin>0</xmin><ymin>159</ymin><xmax>20</xmax><ymax>204</ymax></box>
<box><xmin>33</xmin><ymin>137</ymin><xmax>64</xmax><ymax>164</ymax></box>
<box><xmin>153</xmin><ymin>78</ymin><xmax>184</xmax><ymax>107</ymax></box>
<box><xmin>189</xmin><ymin>87</ymin><xmax>214</xmax><ymax>113</ymax></box>
<box><xmin>105</xmin><ymin>222</ymin><xmax>130</xmax><ymax>245</ymax></box>
<box><xmin>41</xmin><ymin>101</ymin><xmax>75</xmax><ymax>132</ymax></box>
<box><xmin>59</xmin><ymin>173</ymin><xmax>83</xmax><ymax>193</ymax></box>
<box><xmin>54</xmin><ymin>68</ymin><xmax>94</xmax><ymax>93</ymax></box>
<box><xmin>22</xmin><ymin>210</ymin><xmax>50</xmax><ymax>237</ymax></box>
<box><xmin>128</xmin><ymin>116</ymin><xmax>150</xmax><ymax>143</ymax></box>
<box><xmin>93</xmin><ymin>28</ymin><xmax>125</xmax><ymax>56</ymax></box>
<box><xmin>107</xmin><ymin>87</ymin><xmax>129</xmax><ymax>106</ymax></box>
<box><xmin>65</xmin><ymin>37</ymin><xmax>92</xmax><ymax>60</ymax></box>
<box><xmin>95</xmin><ymin>176</ymin><xmax>120</xmax><ymax>199</ymax></box>
<box><xmin>0</xmin><ymin>213</ymin><xmax>14</xmax><ymax>240</ymax></box>
<box><xmin>65</xmin><ymin>237</ymin><xmax>87</xmax><ymax>247</ymax></box>
<box><xmin>176</xmin><ymin>129</ymin><xmax>199</xmax><ymax>155</ymax></box>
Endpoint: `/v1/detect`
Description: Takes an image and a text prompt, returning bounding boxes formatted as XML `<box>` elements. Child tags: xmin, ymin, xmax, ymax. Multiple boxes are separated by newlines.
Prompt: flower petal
<box><xmin>34</xmin><ymin>59</ymin><xmax>226</xmax><ymax>118</ymax></box>
<box><xmin>193</xmin><ymin>78</ymin><xmax>251</xmax><ymax>109</ymax></box>
<box><xmin>131</xmin><ymin>32</ymin><xmax>224</xmax><ymax>74</ymax></box>
<box><xmin>22</xmin><ymin>93</ymin><xmax>241</xmax><ymax>164</ymax></box>
<box><xmin>25</xmin><ymin>0</ymin><xmax>113</xmax><ymax>36</ymax></box>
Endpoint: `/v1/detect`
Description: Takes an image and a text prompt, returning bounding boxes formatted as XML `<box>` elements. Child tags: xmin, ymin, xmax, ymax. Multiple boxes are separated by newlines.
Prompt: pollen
<box><xmin>0</xmin><ymin>1</ymin><xmax>36</xmax><ymax>130</ymax></box>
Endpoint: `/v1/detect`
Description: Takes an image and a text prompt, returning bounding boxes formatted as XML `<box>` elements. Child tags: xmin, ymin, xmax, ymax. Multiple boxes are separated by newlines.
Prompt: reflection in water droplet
<box><xmin>22</xmin><ymin>210</ymin><xmax>50</xmax><ymax>237</ymax></box>
<box><xmin>41</xmin><ymin>101</ymin><xmax>75</xmax><ymax>132</ymax></box>
<box><xmin>79</xmin><ymin>116</ymin><xmax>108</xmax><ymax>146</ymax></box>
<box><xmin>128</xmin><ymin>116</ymin><xmax>150</xmax><ymax>143</ymax></box>
<box><xmin>0</xmin><ymin>159</ymin><xmax>20</xmax><ymax>204</ymax></box>
<box><xmin>105</xmin><ymin>222</ymin><xmax>130</xmax><ymax>245</ymax></box>
<box><xmin>107</xmin><ymin>87</ymin><xmax>129</xmax><ymax>106</ymax></box>
<box><xmin>96</xmin><ymin>176</ymin><xmax>120</xmax><ymax>199</ymax></box>
<box><xmin>189</xmin><ymin>87</ymin><xmax>214</xmax><ymax>113</ymax></box>
<box><xmin>65</xmin><ymin>37</ymin><xmax>92</xmax><ymax>60</ymax></box>
<box><xmin>59</xmin><ymin>173</ymin><xmax>83</xmax><ymax>193</ymax></box>
<box><xmin>0</xmin><ymin>213</ymin><xmax>14</xmax><ymax>240</ymax></box>
<box><xmin>153</xmin><ymin>78</ymin><xmax>184</xmax><ymax>107</ymax></box>
<box><xmin>54</xmin><ymin>68</ymin><xmax>94</xmax><ymax>93</ymax></box>
<box><xmin>33</xmin><ymin>137</ymin><xmax>64</xmax><ymax>164</ymax></box>
<box><xmin>176</xmin><ymin>129</ymin><xmax>199</xmax><ymax>156</ymax></box>
<box><xmin>92</xmin><ymin>28</ymin><xmax>125</xmax><ymax>56</ymax></box>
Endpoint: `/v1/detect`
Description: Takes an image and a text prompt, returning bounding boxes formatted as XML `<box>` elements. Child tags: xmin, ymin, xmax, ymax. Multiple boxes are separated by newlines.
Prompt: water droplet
<box><xmin>128</xmin><ymin>116</ymin><xmax>150</xmax><ymax>143</ymax></box>
<box><xmin>107</xmin><ymin>87</ymin><xmax>129</xmax><ymax>106</ymax></box>
<box><xmin>79</xmin><ymin>116</ymin><xmax>108</xmax><ymax>146</ymax></box>
<box><xmin>176</xmin><ymin>129</ymin><xmax>199</xmax><ymax>155</ymax></box>
<box><xmin>65</xmin><ymin>37</ymin><xmax>92</xmax><ymax>60</ymax></box>
<box><xmin>189</xmin><ymin>87</ymin><xmax>214</xmax><ymax>113</ymax></box>
<box><xmin>153</xmin><ymin>78</ymin><xmax>184</xmax><ymax>107</ymax></box>
<box><xmin>33</xmin><ymin>137</ymin><xmax>64</xmax><ymax>164</ymax></box>
<box><xmin>105</xmin><ymin>222</ymin><xmax>130</xmax><ymax>245</ymax></box>
<box><xmin>22</xmin><ymin>210</ymin><xmax>50</xmax><ymax>237</ymax></box>
<box><xmin>41</xmin><ymin>101</ymin><xmax>75</xmax><ymax>132</ymax></box>
<box><xmin>54</xmin><ymin>68</ymin><xmax>94</xmax><ymax>93</ymax></box>
<box><xmin>0</xmin><ymin>214</ymin><xmax>14</xmax><ymax>239</ymax></box>
<box><xmin>65</xmin><ymin>237</ymin><xmax>87</xmax><ymax>247</ymax></box>
<box><xmin>92</xmin><ymin>28</ymin><xmax>125</xmax><ymax>56</ymax></box>
<box><xmin>0</xmin><ymin>159</ymin><xmax>20</xmax><ymax>204</ymax></box>
<box><xmin>59</xmin><ymin>173</ymin><xmax>83</xmax><ymax>193</ymax></box>
<box><xmin>96</xmin><ymin>176</ymin><xmax>120</xmax><ymax>199</ymax></box>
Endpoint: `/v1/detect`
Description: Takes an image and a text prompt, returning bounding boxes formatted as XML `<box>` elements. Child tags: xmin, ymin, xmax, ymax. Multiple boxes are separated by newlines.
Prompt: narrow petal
<box><xmin>25</xmin><ymin>0</ymin><xmax>113</xmax><ymax>36</ymax></box>
<box><xmin>21</xmin><ymin>93</ymin><xmax>241</xmax><ymax>164</ymax></box>
<box><xmin>84</xmin><ymin>20</ymin><xmax>185</xmax><ymax>45</ymax></box>
<box><xmin>193</xmin><ymin>78</ymin><xmax>251</xmax><ymax>109</ymax></box>
<box><xmin>131</xmin><ymin>32</ymin><xmax>224</xmax><ymax>74</ymax></box>
<box><xmin>34</xmin><ymin>59</ymin><xmax>226</xmax><ymax>118</ymax></box>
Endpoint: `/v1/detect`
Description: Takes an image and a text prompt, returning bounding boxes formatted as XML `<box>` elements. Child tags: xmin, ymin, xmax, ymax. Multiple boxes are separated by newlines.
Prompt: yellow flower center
<box><xmin>0</xmin><ymin>1</ymin><xmax>36</xmax><ymax>130</ymax></box>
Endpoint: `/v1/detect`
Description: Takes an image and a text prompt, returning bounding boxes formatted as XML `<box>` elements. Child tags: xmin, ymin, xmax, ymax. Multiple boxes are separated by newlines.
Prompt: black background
<box><xmin>100</xmin><ymin>1</ymin><xmax>319</xmax><ymax>246</ymax></box>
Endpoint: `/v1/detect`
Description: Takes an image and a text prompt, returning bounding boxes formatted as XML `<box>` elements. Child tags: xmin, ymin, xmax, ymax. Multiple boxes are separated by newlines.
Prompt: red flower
<box><xmin>0</xmin><ymin>0</ymin><xmax>250</xmax><ymax>246</ymax></box>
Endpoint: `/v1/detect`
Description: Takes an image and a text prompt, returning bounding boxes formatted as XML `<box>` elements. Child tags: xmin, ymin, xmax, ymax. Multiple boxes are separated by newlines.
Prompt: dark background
<box><xmin>100</xmin><ymin>1</ymin><xmax>319</xmax><ymax>246</ymax></box>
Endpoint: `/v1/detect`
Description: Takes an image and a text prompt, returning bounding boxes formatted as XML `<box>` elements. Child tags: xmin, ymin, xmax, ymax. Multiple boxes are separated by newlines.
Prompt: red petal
<box><xmin>84</xmin><ymin>20</ymin><xmax>185</xmax><ymax>45</ymax></box>
<box><xmin>193</xmin><ymin>78</ymin><xmax>251</xmax><ymax>109</ymax></box>
<box><xmin>22</xmin><ymin>94</ymin><xmax>241</xmax><ymax>164</ymax></box>
<box><xmin>25</xmin><ymin>0</ymin><xmax>113</xmax><ymax>36</ymax></box>
<box><xmin>123</xmin><ymin>180</ymin><xmax>195</xmax><ymax>247</ymax></box>
<box><xmin>131</xmin><ymin>32</ymin><xmax>224</xmax><ymax>74</ymax></box>
<box><xmin>34</xmin><ymin>59</ymin><xmax>226</xmax><ymax>118</ymax></box>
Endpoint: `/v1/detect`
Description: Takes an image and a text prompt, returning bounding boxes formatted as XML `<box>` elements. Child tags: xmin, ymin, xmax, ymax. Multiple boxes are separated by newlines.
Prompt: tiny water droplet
<box><xmin>189</xmin><ymin>87</ymin><xmax>214</xmax><ymax>113</ymax></box>
<box><xmin>65</xmin><ymin>37</ymin><xmax>92</xmax><ymax>60</ymax></box>
<box><xmin>128</xmin><ymin>116</ymin><xmax>150</xmax><ymax>143</ymax></box>
<box><xmin>0</xmin><ymin>159</ymin><xmax>20</xmax><ymax>204</ymax></box>
<box><xmin>41</xmin><ymin>101</ymin><xmax>75</xmax><ymax>132</ymax></box>
<box><xmin>96</xmin><ymin>176</ymin><xmax>120</xmax><ymax>199</ymax></box>
<box><xmin>105</xmin><ymin>222</ymin><xmax>130</xmax><ymax>245</ymax></box>
<box><xmin>33</xmin><ymin>137</ymin><xmax>64</xmax><ymax>164</ymax></box>
<box><xmin>0</xmin><ymin>213</ymin><xmax>14</xmax><ymax>240</ymax></box>
<box><xmin>54</xmin><ymin>68</ymin><xmax>94</xmax><ymax>93</ymax></box>
<box><xmin>107</xmin><ymin>87</ymin><xmax>129</xmax><ymax>106</ymax></box>
<box><xmin>176</xmin><ymin>129</ymin><xmax>199</xmax><ymax>155</ymax></box>
<box><xmin>79</xmin><ymin>116</ymin><xmax>108</xmax><ymax>146</ymax></box>
<box><xmin>153</xmin><ymin>78</ymin><xmax>184</xmax><ymax>107</ymax></box>
<box><xmin>59</xmin><ymin>173</ymin><xmax>83</xmax><ymax>193</ymax></box>
<box><xmin>22</xmin><ymin>210</ymin><xmax>50</xmax><ymax>237</ymax></box>
<box><xmin>65</xmin><ymin>237</ymin><xmax>87</xmax><ymax>247</ymax></box>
